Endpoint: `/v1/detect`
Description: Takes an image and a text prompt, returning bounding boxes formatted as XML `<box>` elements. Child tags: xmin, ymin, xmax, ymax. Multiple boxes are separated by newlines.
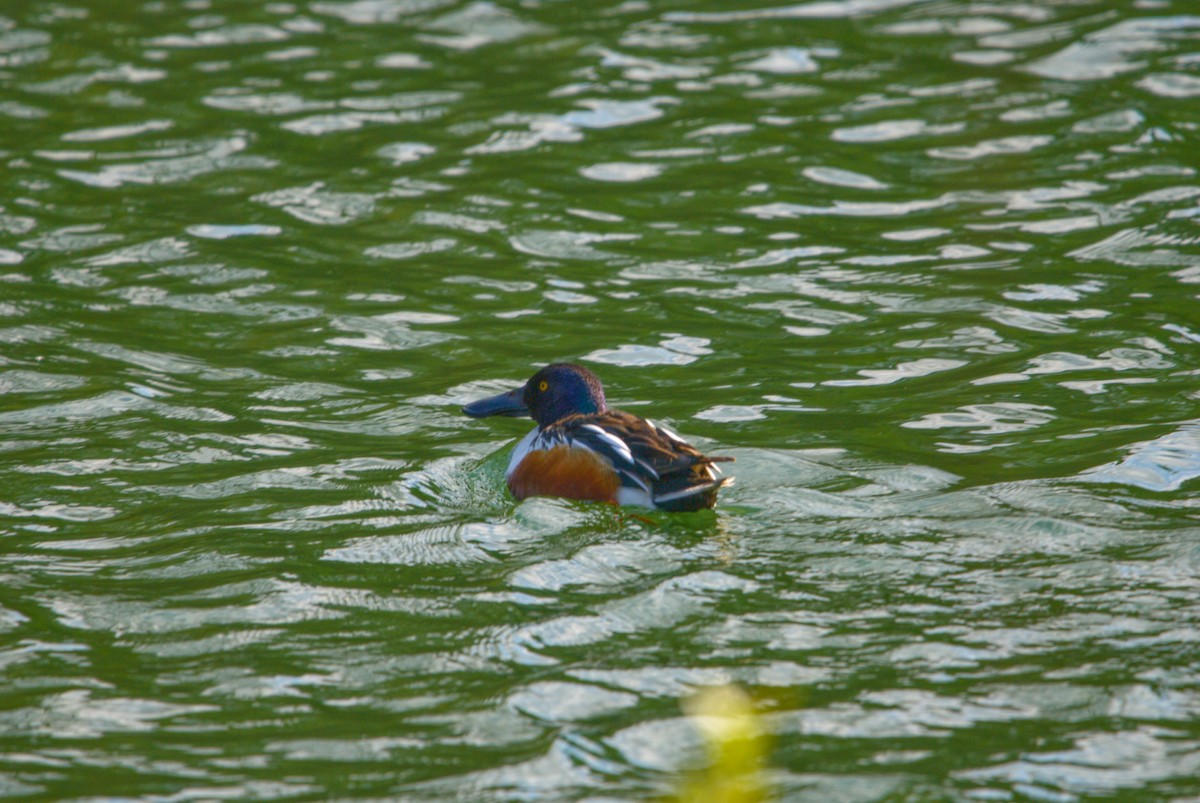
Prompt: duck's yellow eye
<box><xmin>538</xmin><ymin>380</ymin><xmax>549</xmax><ymax>392</ymax></box>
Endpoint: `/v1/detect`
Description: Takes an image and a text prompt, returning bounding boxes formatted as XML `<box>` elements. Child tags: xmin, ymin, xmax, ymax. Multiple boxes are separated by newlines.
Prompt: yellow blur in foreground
<box><xmin>671</xmin><ymin>685</ymin><xmax>771</xmax><ymax>803</ymax></box>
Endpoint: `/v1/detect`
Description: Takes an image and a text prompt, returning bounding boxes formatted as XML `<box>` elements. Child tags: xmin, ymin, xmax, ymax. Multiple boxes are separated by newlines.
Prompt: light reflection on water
<box><xmin>2</xmin><ymin>0</ymin><xmax>1199</xmax><ymax>800</ymax></box>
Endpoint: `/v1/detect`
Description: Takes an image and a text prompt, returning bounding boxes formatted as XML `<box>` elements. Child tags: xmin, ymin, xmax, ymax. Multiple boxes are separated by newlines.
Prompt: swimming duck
<box><xmin>463</xmin><ymin>363</ymin><xmax>733</xmax><ymax>511</ymax></box>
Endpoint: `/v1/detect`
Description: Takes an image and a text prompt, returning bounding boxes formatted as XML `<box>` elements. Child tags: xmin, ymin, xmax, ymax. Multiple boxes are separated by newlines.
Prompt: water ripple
<box><xmin>2</xmin><ymin>0</ymin><xmax>1199</xmax><ymax>799</ymax></box>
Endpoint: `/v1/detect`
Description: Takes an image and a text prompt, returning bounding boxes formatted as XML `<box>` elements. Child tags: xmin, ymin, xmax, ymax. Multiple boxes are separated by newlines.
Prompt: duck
<box><xmin>462</xmin><ymin>363</ymin><xmax>733</xmax><ymax>511</ymax></box>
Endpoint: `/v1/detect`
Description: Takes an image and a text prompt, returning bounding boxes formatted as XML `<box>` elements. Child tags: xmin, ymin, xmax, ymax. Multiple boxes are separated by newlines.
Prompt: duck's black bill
<box><xmin>462</xmin><ymin>387</ymin><xmax>528</xmax><ymax>418</ymax></box>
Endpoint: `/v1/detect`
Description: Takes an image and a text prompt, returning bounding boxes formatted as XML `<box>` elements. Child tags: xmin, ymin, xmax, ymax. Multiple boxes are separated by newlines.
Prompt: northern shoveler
<box><xmin>462</xmin><ymin>363</ymin><xmax>733</xmax><ymax>511</ymax></box>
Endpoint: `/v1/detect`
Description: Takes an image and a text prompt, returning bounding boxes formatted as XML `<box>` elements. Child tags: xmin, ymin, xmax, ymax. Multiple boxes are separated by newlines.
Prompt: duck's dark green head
<box><xmin>462</xmin><ymin>363</ymin><xmax>608</xmax><ymax>427</ymax></box>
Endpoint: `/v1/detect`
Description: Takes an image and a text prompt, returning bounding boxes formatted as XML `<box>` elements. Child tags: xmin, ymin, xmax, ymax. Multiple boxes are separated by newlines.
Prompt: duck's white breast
<box><xmin>505</xmin><ymin>427</ymin><xmax>543</xmax><ymax>478</ymax></box>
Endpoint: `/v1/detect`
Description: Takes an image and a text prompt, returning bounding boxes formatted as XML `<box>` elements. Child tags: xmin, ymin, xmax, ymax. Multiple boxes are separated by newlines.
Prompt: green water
<box><xmin>2</xmin><ymin>1</ymin><xmax>1199</xmax><ymax>800</ymax></box>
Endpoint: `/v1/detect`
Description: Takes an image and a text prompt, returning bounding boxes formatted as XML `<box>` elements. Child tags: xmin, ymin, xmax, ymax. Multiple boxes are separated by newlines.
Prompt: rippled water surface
<box><xmin>3</xmin><ymin>1</ymin><xmax>1200</xmax><ymax>800</ymax></box>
